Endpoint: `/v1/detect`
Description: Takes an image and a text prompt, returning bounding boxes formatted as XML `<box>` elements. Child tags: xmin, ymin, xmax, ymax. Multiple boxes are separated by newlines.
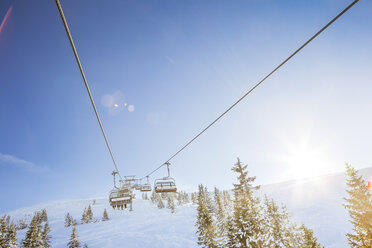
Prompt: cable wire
<box><xmin>55</xmin><ymin>0</ymin><xmax>122</xmax><ymax>179</ymax></box>
<box><xmin>142</xmin><ymin>0</ymin><xmax>360</xmax><ymax>179</ymax></box>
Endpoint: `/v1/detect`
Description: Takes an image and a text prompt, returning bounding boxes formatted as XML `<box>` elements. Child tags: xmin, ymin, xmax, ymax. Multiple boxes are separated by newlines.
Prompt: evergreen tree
<box><xmin>195</xmin><ymin>184</ymin><xmax>219</xmax><ymax>248</ymax></box>
<box><xmin>65</xmin><ymin>213</ymin><xmax>73</xmax><ymax>227</ymax></box>
<box><xmin>204</xmin><ymin>187</ymin><xmax>215</xmax><ymax>214</ymax></box>
<box><xmin>183</xmin><ymin>192</ymin><xmax>190</xmax><ymax>204</ymax></box>
<box><xmin>230</xmin><ymin>158</ymin><xmax>264</xmax><ymax>248</ymax></box>
<box><xmin>81</xmin><ymin>208</ymin><xmax>89</xmax><ymax>224</ymax></box>
<box><xmin>343</xmin><ymin>164</ymin><xmax>372</xmax><ymax>248</ymax></box>
<box><xmin>226</xmin><ymin>216</ymin><xmax>236</xmax><ymax>248</ymax></box>
<box><xmin>22</xmin><ymin>214</ymin><xmax>44</xmax><ymax>248</ymax></box>
<box><xmin>177</xmin><ymin>192</ymin><xmax>183</xmax><ymax>206</ymax></box>
<box><xmin>262</xmin><ymin>196</ymin><xmax>299</xmax><ymax>248</ymax></box>
<box><xmin>41</xmin><ymin>221</ymin><xmax>51</xmax><ymax>248</ymax></box>
<box><xmin>86</xmin><ymin>205</ymin><xmax>93</xmax><ymax>222</ymax></box>
<box><xmin>102</xmin><ymin>209</ymin><xmax>109</xmax><ymax>221</ymax></box>
<box><xmin>5</xmin><ymin>223</ymin><xmax>18</xmax><ymax>248</ymax></box>
<box><xmin>67</xmin><ymin>227</ymin><xmax>80</xmax><ymax>248</ymax></box>
<box><xmin>151</xmin><ymin>191</ymin><xmax>157</xmax><ymax>204</ymax></box>
<box><xmin>157</xmin><ymin>194</ymin><xmax>165</xmax><ymax>209</ymax></box>
<box><xmin>17</xmin><ymin>217</ymin><xmax>28</xmax><ymax>230</ymax></box>
<box><xmin>222</xmin><ymin>190</ymin><xmax>232</xmax><ymax>211</ymax></box>
<box><xmin>0</xmin><ymin>216</ymin><xmax>6</xmax><ymax>247</ymax></box>
<box><xmin>4</xmin><ymin>215</ymin><xmax>10</xmax><ymax>227</ymax></box>
<box><xmin>41</xmin><ymin>209</ymin><xmax>48</xmax><ymax>222</ymax></box>
<box><xmin>191</xmin><ymin>192</ymin><xmax>198</xmax><ymax>205</ymax></box>
<box><xmin>34</xmin><ymin>211</ymin><xmax>42</xmax><ymax>225</ymax></box>
<box><xmin>167</xmin><ymin>195</ymin><xmax>176</xmax><ymax>213</ymax></box>
<box><xmin>297</xmin><ymin>224</ymin><xmax>323</xmax><ymax>248</ymax></box>
<box><xmin>214</xmin><ymin>187</ymin><xmax>228</xmax><ymax>239</ymax></box>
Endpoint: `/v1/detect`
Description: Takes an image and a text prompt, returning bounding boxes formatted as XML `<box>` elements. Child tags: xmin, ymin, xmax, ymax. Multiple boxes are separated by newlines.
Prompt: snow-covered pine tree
<box><xmin>102</xmin><ymin>208</ymin><xmax>109</xmax><ymax>221</ymax></box>
<box><xmin>17</xmin><ymin>217</ymin><xmax>28</xmax><ymax>230</ymax></box>
<box><xmin>83</xmin><ymin>244</ymin><xmax>88</xmax><ymax>248</ymax></box>
<box><xmin>4</xmin><ymin>215</ymin><xmax>10</xmax><ymax>227</ymax></box>
<box><xmin>214</xmin><ymin>187</ymin><xmax>228</xmax><ymax>240</ymax></box>
<box><xmin>222</xmin><ymin>190</ymin><xmax>232</xmax><ymax>211</ymax></box>
<box><xmin>230</xmin><ymin>158</ymin><xmax>264</xmax><ymax>248</ymax></box>
<box><xmin>151</xmin><ymin>191</ymin><xmax>157</xmax><ymax>204</ymax></box>
<box><xmin>183</xmin><ymin>192</ymin><xmax>190</xmax><ymax>204</ymax></box>
<box><xmin>177</xmin><ymin>192</ymin><xmax>183</xmax><ymax>206</ymax></box>
<box><xmin>41</xmin><ymin>209</ymin><xmax>48</xmax><ymax>222</ymax></box>
<box><xmin>5</xmin><ymin>223</ymin><xmax>18</xmax><ymax>248</ymax></box>
<box><xmin>262</xmin><ymin>195</ymin><xmax>298</xmax><ymax>248</ymax></box>
<box><xmin>67</xmin><ymin>227</ymin><xmax>80</xmax><ymax>248</ymax></box>
<box><xmin>34</xmin><ymin>211</ymin><xmax>42</xmax><ymax>225</ymax></box>
<box><xmin>167</xmin><ymin>195</ymin><xmax>176</xmax><ymax>213</ymax></box>
<box><xmin>297</xmin><ymin>224</ymin><xmax>323</xmax><ymax>248</ymax></box>
<box><xmin>41</xmin><ymin>221</ymin><xmax>51</xmax><ymax>248</ymax></box>
<box><xmin>343</xmin><ymin>163</ymin><xmax>372</xmax><ymax>248</ymax></box>
<box><xmin>195</xmin><ymin>184</ymin><xmax>219</xmax><ymax>248</ymax></box>
<box><xmin>65</xmin><ymin>213</ymin><xmax>73</xmax><ymax>227</ymax></box>
<box><xmin>81</xmin><ymin>208</ymin><xmax>89</xmax><ymax>224</ymax></box>
<box><xmin>198</xmin><ymin>186</ymin><xmax>215</xmax><ymax>214</ymax></box>
<box><xmin>191</xmin><ymin>192</ymin><xmax>198</xmax><ymax>205</ymax></box>
<box><xmin>226</xmin><ymin>216</ymin><xmax>236</xmax><ymax>248</ymax></box>
<box><xmin>86</xmin><ymin>205</ymin><xmax>93</xmax><ymax>222</ymax></box>
<box><xmin>0</xmin><ymin>216</ymin><xmax>6</xmax><ymax>247</ymax></box>
<box><xmin>157</xmin><ymin>194</ymin><xmax>165</xmax><ymax>209</ymax></box>
<box><xmin>22</xmin><ymin>214</ymin><xmax>44</xmax><ymax>248</ymax></box>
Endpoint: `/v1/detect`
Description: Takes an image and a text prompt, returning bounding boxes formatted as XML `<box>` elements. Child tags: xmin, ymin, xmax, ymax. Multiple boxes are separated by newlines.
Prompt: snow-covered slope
<box><xmin>2</xmin><ymin>167</ymin><xmax>371</xmax><ymax>248</ymax></box>
<box><xmin>5</xmin><ymin>198</ymin><xmax>197</xmax><ymax>248</ymax></box>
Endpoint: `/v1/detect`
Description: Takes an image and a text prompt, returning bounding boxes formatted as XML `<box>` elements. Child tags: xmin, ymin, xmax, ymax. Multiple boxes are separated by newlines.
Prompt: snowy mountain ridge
<box><xmin>2</xmin><ymin>167</ymin><xmax>371</xmax><ymax>248</ymax></box>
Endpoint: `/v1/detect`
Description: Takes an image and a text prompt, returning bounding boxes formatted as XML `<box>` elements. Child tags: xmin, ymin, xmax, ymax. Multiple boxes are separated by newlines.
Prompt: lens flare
<box><xmin>0</xmin><ymin>6</ymin><xmax>13</xmax><ymax>35</ymax></box>
<box><xmin>367</xmin><ymin>177</ymin><xmax>372</xmax><ymax>189</ymax></box>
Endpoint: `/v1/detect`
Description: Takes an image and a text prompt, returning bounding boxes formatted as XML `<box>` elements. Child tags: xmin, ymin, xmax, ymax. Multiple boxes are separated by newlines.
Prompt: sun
<box><xmin>279</xmin><ymin>135</ymin><xmax>332</xmax><ymax>180</ymax></box>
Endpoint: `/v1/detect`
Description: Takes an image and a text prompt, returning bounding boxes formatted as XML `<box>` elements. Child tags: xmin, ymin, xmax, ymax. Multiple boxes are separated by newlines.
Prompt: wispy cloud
<box><xmin>0</xmin><ymin>153</ymin><xmax>49</xmax><ymax>173</ymax></box>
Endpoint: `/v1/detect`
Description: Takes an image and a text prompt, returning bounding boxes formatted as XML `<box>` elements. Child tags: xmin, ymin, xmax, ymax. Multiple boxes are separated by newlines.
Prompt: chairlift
<box><xmin>133</xmin><ymin>178</ymin><xmax>141</xmax><ymax>190</ymax></box>
<box><xmin>140</xmin><ymin>176</ymin><xmax>152</xmax><ymax>192</ymax></box>
<box><xmin>154</xmin><ymin>162</ymin><xmax>177</xmax><ymax>193</ymax></box>
<box><xmin>109</xmin><ymin>172</ymin><xmax>133</xmax><ymax>210</ymax></box>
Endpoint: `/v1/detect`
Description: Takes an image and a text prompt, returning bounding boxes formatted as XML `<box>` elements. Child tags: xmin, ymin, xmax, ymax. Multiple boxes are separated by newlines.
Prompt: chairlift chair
<box><xmin>109</xmin><ymin>172</ymin><xmax>133</xmax><ymax>210</ymax></box>
<box><xmin>140</xmin><ymin>176</ymin><xmax>152</xmax><ymax>192</ymax></box>
<box><xmin>154</xmin><ymin>162</ymin><xmax>177</xmax><ymax>193</ymax></box>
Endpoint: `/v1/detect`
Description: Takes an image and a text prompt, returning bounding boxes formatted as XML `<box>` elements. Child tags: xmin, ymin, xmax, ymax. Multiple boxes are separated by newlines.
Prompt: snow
<box><xmin>4</xmin><ymin>198</ymin><xmax>197</xmax><ymax>248</ymax></box>
<box><xmin>2</xmin><ymin>167</ymin><xmax>371</xmax><ymax>248</ymax></box>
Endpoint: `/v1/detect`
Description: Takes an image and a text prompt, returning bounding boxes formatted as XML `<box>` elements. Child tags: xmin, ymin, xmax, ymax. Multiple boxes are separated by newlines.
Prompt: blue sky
<box><xmin>0</xmin><ymin>0</ymin><xmax>371</xmax><ymax>212</ymax></box>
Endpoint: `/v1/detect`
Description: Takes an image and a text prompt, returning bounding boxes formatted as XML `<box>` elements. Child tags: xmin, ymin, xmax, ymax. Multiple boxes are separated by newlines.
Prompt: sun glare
<box><xmin>279</xmin><ymin>135</ymin><xmax>333</xmax><ymax>180</ymax></box>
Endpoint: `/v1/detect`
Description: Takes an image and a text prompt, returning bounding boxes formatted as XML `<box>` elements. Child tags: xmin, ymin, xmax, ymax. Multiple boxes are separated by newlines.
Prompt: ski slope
<box><xmin>2</xmin><ymin>167</ymin><xmax>371</xmax><ymax>248</ymax></box>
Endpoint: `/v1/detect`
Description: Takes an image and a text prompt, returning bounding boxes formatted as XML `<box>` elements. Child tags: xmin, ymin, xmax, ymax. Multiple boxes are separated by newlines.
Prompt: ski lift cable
<box><xmin>141</xmin><ymin>0</ymin><xmax>360</xmax><ymax>180</ymax></box>
<box><xmin>55</xmin><ymin>0</ymin><xmax>122</xmax><ymax>180</ymax></box>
